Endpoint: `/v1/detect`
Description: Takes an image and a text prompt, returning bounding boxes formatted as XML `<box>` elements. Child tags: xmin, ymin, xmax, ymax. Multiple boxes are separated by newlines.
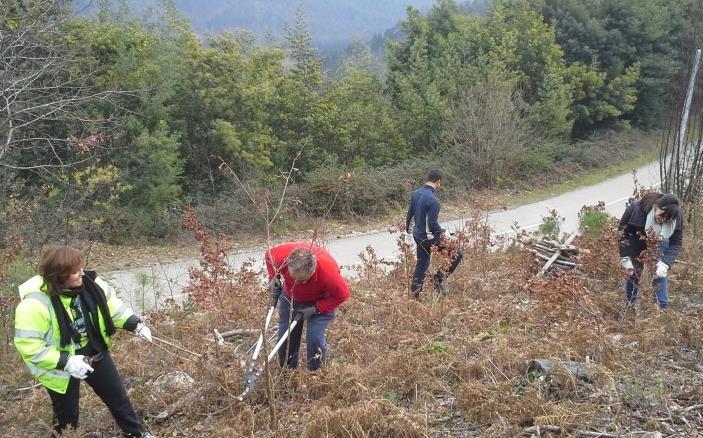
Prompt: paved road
<box><xmin>106</xmin><ymin>162</ymin><xmax>661</xmax><ymax>311</ymax></box>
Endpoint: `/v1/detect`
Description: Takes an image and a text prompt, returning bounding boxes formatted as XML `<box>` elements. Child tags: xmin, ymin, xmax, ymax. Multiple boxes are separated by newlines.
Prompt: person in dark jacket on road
<box><xmin>618</xmin><ymin>192</ymin><xmax>684</xmax><ymax>310</ymax></box>
<box><xmin>405</xmin><ymin>170</ymin><xmax>464</xmax><ymax>299</ymax></box>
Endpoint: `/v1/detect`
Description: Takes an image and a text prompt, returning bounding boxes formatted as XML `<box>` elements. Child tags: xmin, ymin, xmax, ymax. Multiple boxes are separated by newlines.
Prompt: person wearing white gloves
<box><xmin>618</xmin><ymin>193</ymin><xmax>684</xmax><ymax>310</ymax></box>
<box><xmin>14</xmin><ymin>246</ymin><xmax>154</xmax><ymax>437</ymax></box>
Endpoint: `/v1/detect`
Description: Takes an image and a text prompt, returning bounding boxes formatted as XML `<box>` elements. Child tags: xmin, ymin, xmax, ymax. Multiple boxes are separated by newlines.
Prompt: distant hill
<box><xmin>148</xmin><ymin>0</ymin><xmax>437</xmax><ymax>48</ymax></box>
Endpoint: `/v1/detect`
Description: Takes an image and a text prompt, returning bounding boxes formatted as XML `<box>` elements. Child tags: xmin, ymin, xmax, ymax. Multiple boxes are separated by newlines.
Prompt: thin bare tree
<box><xmin>0</xmin><ymin>0</ymin><xmax>135</xmax><ymax>170</ymax></box>
<box><xmin>660</xmin><ymin>48</ymin><xmax>703</xmax><ymax>204</ymax></box>
<box><xmin>439</xmin><ymin>76</ymin><xmax>535</xmax><ymax>188</ymax></box>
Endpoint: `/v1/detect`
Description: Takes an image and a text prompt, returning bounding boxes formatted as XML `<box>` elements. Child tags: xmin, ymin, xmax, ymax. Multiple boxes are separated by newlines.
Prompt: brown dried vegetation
<box><xmin>1</xmin><ymin>204</ymin><xmax>702</xmax><ymax>437</ymax></box>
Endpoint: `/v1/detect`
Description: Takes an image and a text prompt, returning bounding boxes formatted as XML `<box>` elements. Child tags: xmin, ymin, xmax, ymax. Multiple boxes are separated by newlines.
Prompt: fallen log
<box><xmin>151</xmin><ymin>384</ymin><xmax>214</xmax><ymax>423</ymax></box>
<box><xmin>219</xmin><ymin>328</ymin><xmax>260</xmax><ymax>338</ymax></box>
<box><xmin>530</xmin><ymin>249</ymin><xmax>576</xmax><ymax>264</ymax></box>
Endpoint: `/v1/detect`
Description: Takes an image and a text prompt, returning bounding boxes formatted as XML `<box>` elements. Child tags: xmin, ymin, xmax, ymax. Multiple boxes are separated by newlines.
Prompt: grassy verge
<box><xmin>504</xmin><ymin>147</ymin><xmax>659</xmax><ymax>207</ymax></box>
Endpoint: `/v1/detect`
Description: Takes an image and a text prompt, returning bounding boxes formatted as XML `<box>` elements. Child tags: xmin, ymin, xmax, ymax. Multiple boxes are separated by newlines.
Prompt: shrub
<box><xmin>194</xmin><ymin>190</ymin><xmax>270</xmax><ymax>236</ymax></box>
<box><xmin>291</xmin><ymin>159</ymin><xmax>435</xmax><ymax>219</ymax></box>
<box><xmin>538</xmin><ymin>209</ymin><xmax>563</xmax><ymax>238</ymax></box>
<box><xmin>103</xmin><ymin>205</ymin><xmax>182</xmax><ymax>244</ymax></box>
<box><xmin>579</xmin><ymin>202</ymin><xmax>610</xmax><ymax>240</ymax></box>
<box><xmin>440</xmin><ymin>76</ymin><xmax>536</xmax><ymax>188</ymax></box>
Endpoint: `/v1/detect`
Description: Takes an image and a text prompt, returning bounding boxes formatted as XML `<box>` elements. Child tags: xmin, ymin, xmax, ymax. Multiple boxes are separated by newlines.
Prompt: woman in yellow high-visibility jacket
<box><xmin>14</xmin><ymin>246</ymin><xmax>154</xmax><ymax>437</ymax></box>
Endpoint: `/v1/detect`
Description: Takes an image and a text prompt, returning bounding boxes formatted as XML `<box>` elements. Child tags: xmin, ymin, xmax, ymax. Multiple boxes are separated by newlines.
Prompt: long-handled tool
<box><xmin>237</xmin><ymin>312</ymin><xmax>302</xmax><ymax>400</ymax></box>
<box><xmin>249</xmin><ymin>290</ymin><xmax>280</xmax><ymax>363</ymax></box>
<box><xmin>237</xmin><ymin>276</ymin><xmax>284</xmax><ymax>400</ymax></box>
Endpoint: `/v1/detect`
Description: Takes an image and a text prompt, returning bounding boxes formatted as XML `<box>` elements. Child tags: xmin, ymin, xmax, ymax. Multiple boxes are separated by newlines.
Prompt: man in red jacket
<box><xmin>265</xmin><ymin>242</ymin><xmax>350</xmax><ymax>371</ymax></box>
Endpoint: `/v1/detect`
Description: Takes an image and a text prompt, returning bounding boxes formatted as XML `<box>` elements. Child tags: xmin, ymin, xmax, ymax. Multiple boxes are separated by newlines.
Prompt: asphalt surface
<box><xmin>105</xmin><ymin>161</ymin><xmax>661</xmax><ymax>311</ymax></box>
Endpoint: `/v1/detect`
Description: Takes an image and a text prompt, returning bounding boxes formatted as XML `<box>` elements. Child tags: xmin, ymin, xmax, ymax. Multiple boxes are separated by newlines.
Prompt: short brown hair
<box><xmin>37</xmin><ymin>246</ymin><xmax>85</xmax><ymax>296</ymax></box>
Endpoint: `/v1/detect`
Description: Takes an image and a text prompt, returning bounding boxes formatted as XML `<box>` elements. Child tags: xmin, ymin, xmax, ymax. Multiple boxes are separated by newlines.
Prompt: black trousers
<box><xmin>47</xmin><ymin>350</ymin><xmax>143</xmax><ymax>437</ymax></box>
<box><xmin>411</xmin><ymin>237</ymin><xmax>464</xmax><ymax>296</ymax></box>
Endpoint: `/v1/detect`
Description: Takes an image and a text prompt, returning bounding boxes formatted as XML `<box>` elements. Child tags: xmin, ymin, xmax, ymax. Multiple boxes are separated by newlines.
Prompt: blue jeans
<box><xmin>277</xmin><ymin>294</ymin><xmax>335</xmax><ymax>371</ymax></box>
<box><xmin>411</xmin><ymin>237</ymin><xmax>464</xmax><ymax>297</ymax></box>
<box><xmin>625</xmin><ymin>241</ymin><xmax>669</xmax><ymax>309</ymax></box>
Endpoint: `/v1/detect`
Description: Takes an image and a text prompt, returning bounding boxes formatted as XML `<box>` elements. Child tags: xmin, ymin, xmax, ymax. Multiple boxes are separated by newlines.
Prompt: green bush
<box><xmin>579</xmin><ymin>203</ymin><xmax>610</xmax><ymax>240</ymax></box>
<box><xmin>193</xmin><ymin>190</ymin><xmax>270</xmax><ymax>236</ymax></box>
<box><xmin>3</xmin><ymin>258</ymin><xmax>36</xmax><ymax>291</ymax></box>
<box><xmin>1</xmin><ymin>257</ymin><xmax>35</xmax><ymax>347</ymax></box>
<box><xmin>539</xmin><ymin>210</ymin><xmax>563</xmax><ymax>238</ymax></box>
<box><xmin>292</xmin><ymin>159</ymin><xmax>437</xmax><ymax>219</ymax></box>
<box><xmin>103</xmin><ymin>206</ymin><xmax>182</xmax><ymax>244</ymax></box>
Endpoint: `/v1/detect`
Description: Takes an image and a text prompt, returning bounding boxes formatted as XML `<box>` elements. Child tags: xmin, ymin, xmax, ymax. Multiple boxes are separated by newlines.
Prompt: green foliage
<box><xmin>385</xmin><ymin>390</ymin><xmax>401</xmax><ymax>405</ymax></box>
<box><xmin>540</xmin><ymin>0</ymin><xmax>681</xmax><ymax>129</ymax></box>
<box><xmin>578</xmin><ymin>202</ymin><xmax>609</xmax><ymax>240</ymax></box>
<box><xmin>538</xmin><ymin>210</ymin><xmax>563</xmax><ymax>238</ymax></box>
<box><xmin>429</xmin><ymin>341</ymin><xmax>448</xmax><ymax>354</ymax></box>
<box><xmin>2</xmin><ymin>258</ymin><xmax>35</xmax><ymax>292</ymax></box>
<box><xmin>319</xmin><ymin>70</ymin><xmax>408</xmax><ymax>167</ymax></box>
<box><xmin>479</xmin><ymin>0</ymin><xmax>574</xmax><ymax>138</ymax></box>
<box><xmin>0</xmin><ymin>0</ymin><xmax>694</xmax><ymax>245</ymax></box>
<box><xmin>27</xmin><ymin>164</ymin><xmax>131</xmax><ymax>245</ymax></box>
<box><xmin>123</xmin><ymin>123</ymin><xmax>183</xmax><ymax>213</ymax></box>
<box><xmin>386</xmin><ymin>4</ymin><xmax>455</xmax><ymax>152</ymax></box>
<box><xmin>170</xmin><ymin>33</ymin><xmax>284</xmax><ymax>190</ymax></box>
<box><xmin>566</xmin><ymin>62</ymin><xmax>640</xmax><ymax>134</ymax></box>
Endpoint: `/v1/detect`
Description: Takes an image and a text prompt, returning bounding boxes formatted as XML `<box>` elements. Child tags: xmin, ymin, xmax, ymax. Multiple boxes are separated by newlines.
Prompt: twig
<box><xmin>679</xmin><ymin>404</ymin><xmax>703</xmax><ymax>414</ymax></box>
<box><xmin>530</xmin><ymin>250</ymin><xmax>576</xmax><ymax>265</ymax></box>
<box><xmin>481</xmin><ymin>350</ymin><xmax>509</xmax><ymax>381</ymax></box>
<box><xmin>524</xmin><ymin>425</ymin><xmax>560</xmax><ymax>434</ymax></box>
<box><xmin>148</xmin><ymin>338</ymin><xmax>195</xmax><ymax>363</ymax></box>
<box><xmin>676</xmin><ymin>259</ymin><xmax>701</xmax><ymax>267</ymax></box>
<box><xmin>151</xmin><ymin>334</ymin><xmax>202</xmax><ymax>358</ymax></box>
<box><xmin>217</xmin><ymin>328</ymin><xmax>260</xmax><ymax>338</ymax></box>
<box><xmin>152</xmin><ymin>385</ymin><xmax>212</xmax><ymax>423</ymax></box>
<box><xmin>5</xmin><ymin>382</ymin><xmax>42</xmax><ymax>392</ymax></box>
<box><xmin>155</xmin><ymin>255</ymin><xmax>177</xmax><ymax>301</ymax></box>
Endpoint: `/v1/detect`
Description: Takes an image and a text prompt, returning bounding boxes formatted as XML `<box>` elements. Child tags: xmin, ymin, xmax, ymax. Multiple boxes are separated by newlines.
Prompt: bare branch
<box><xmin>0</xmin><ymin>0</ymin><xmax>140</xmax><ymax>170</ymax></box>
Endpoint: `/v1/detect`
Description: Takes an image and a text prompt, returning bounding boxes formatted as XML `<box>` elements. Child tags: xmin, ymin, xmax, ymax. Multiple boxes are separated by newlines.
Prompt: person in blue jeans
<box><xmin>405</xmin><ymin>170</ymin><xmax>464</xmax><ymax>299</ymax></box>
<box><xmin>277</xmin><ymin>295</ymin><xmax>335</xmax><ymax>370</ymax></box>
<box><xmin>618</xmin><ymin>193</ymin><xmax>684</xmax><ymax>310</ymax></box>
<box><xmin>265</xmin><ymin>243</ymin><xmax>350</xmax><ymax>371</ymax></box>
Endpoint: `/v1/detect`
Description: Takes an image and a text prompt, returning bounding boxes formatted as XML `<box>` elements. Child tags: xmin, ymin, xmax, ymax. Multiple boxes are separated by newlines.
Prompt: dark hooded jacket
<box><xmin>618</xmin><ymin>200</ymin><xmax>683</xmax><ymax>267</ymax></box>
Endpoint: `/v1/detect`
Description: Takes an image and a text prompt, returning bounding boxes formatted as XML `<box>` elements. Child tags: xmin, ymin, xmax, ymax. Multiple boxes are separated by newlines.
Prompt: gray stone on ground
<box><xmin>146</xmin><ymin>371</ymin><xmax>195</xmax><ymax>396</ymax></box>
<box><xmin>528</xmin><ymin>358</ymin><xmax>593</xmax><ymax>382</ymax></box>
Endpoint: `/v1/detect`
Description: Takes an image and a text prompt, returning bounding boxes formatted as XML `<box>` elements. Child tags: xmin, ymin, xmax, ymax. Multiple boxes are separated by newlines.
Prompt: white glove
<box><xmin>135</xmin><ymin>322</ymin><xmax>153</xmax><ymax>342</ymax></box>
<box><xmin>655</xmin><ymin>260</ymin><xmax>669</xmax><ymax>278</ymax></box>
<box><xmin>620</xmin><ymin>256</ymin><xmax>634</xmax><ymax>270</ymax></box>
<box><xmin>403</xmin><ymin>232</ymin><xmax>414</xmax><ymax>245</ymax></box>
<box><xmin>64</xmin><ymin>355</ymin><xmax>94</xmax><ymax>379</ymax></box>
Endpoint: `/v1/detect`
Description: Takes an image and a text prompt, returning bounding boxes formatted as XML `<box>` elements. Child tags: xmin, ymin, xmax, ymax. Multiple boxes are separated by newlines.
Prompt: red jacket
<box><xmin>265</xmin><ymin>242</ymin><xmax>350</xmax><ymax>314</ymax></box>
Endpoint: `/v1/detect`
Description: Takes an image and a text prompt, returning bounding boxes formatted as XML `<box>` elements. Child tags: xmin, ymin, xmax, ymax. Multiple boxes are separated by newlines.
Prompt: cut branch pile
<box><xmin>529</xmin><ymin>234</ymin><xmax>583</xmax><ymax>276</ymax></box>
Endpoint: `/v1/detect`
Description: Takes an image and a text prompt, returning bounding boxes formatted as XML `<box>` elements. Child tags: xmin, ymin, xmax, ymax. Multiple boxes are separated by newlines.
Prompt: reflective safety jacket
<box><xmin>14</xmin><ymin>275</ymin><xmax>138</xmax><ymax>394</ymax></box>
